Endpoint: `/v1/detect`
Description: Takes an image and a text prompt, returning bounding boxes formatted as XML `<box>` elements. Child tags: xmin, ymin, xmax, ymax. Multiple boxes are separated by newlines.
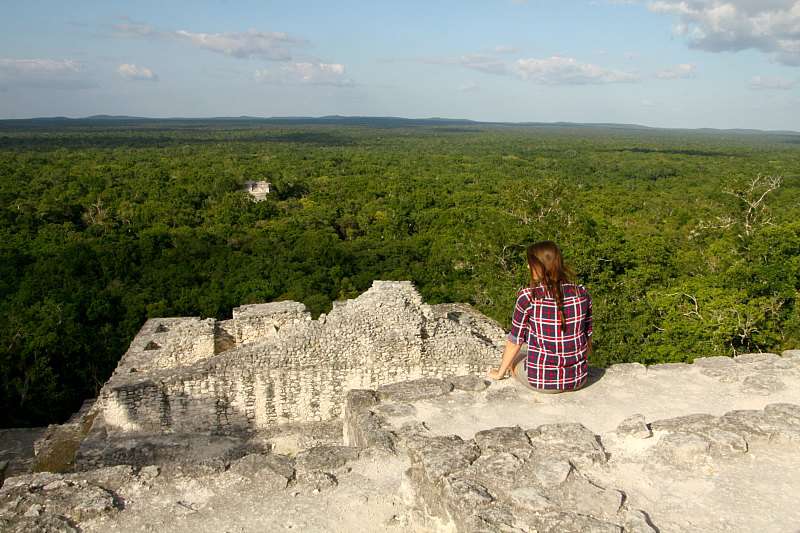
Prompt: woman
<box><xmin>488</xmin><ymin>241</ymin><xmax>592</xmax><ymax>392</ymax></box>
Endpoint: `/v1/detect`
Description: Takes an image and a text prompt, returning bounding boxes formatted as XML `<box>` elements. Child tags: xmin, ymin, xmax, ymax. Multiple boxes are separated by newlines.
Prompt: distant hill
<box><xmin>0</xmin><ymin>115</ymin><xmax>798</xmax><ymax>136</ymax></box>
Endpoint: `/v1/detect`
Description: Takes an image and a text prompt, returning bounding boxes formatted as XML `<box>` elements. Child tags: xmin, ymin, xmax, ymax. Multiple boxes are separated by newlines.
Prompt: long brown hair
<box><xmin>527</xmin><ymin>241</ymin><xmax>574</xmax><ymax>331</ymax></box>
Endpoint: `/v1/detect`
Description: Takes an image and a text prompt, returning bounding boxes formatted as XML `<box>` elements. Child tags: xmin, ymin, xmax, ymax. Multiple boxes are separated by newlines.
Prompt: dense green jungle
<box><xmin>1</xmin><ymin>117</ymin><xmax>799</xmax><ymax>428</ymax></box>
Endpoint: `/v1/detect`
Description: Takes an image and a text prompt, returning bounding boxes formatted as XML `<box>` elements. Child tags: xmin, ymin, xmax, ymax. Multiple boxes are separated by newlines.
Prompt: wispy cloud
<box><xmin>417</xmin><ymin>52</ymin><xmax>639</xmax><ymax>85</ymax></box>
<box><xmin>174</xmin><ymin>30</ymin><xmax>305</xmax><ymax>61</ymax></box>
<box><xmin>750</xmin><ymin>75</ymin><xmax>796</xmax><ymax>90</ymax></box>
<box><xmin>113</xmin><ymin>18</ymin><xmax>307</xmax><ymax>62</ymax></box>
<box><xmin>656</xmin><ymin>63</ymin><xmax>696</xmax><ymax>79</ymax></box>
<box><xmin>420</xmin><ymin>54</ymin><xmax>509</xmax><ymax>75</ymax></box>
<box><xmin>113</xmin><ymin>19</ymin><xmax>159</xmax><ymax>38</ymax></box>
<box><xmin>254</xmin><ymin>62</ymin><xmax>353</xmax><ymax>86</ymax></box>
<box><xmin>459</xmin><ymin>54</ymin><xmax>509</xmax><ymax>75</ymax></box>
<box><xmin>0</xmin><ymin>58</ymin><xmax>96</xmax><ymax>90</ymax></box>
<box><xmin>117</xmin><ymin>63</ymin><xmax>158</xmax><ymax>81</ymax></box>
<box><xmin>458</xmin><ymin>81</ymin><xmax>479</xmax><ymax>92</ymax></box>
<box><xmin>514</xmin><ymin>56</ymin><xmax>639</xmax><ymax>84</ymax></box>
<box><xmin>649</xmin><ymin>0</ymin><xmax>800</xmax><ymax>66</ymax></box>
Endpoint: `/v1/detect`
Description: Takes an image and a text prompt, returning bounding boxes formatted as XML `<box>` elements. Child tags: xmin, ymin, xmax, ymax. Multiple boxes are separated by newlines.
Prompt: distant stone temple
<box><xmin>243</xmin><ymin>180</ymin><xmax>271</xmax><ymax>201</ymax></box>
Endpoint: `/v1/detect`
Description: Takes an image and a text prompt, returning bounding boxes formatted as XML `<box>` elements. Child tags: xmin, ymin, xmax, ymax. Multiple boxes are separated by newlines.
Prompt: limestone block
<box><xmin>440</xmin><ymin>474</ymin><xmax>495</xmax><ymax>514</ymax></box>
<box><xmin>740</xmin><ymin>374</ymin><xmax>786</xmax><ymax>395</ymax></box>
<box><xmin>649</xmin><ymin>413</ymin><xmax>718</xmax><ymax>433</ymax></box>
<box><xmin>465</xmin><ymin>451</ymin><xmax>523</xmax><ymax>491</ymax></box>
<box><xmin>718</xmin><ymin>409</ymin><xmax>778</xmax><ymax>443</ymax></box>
<box><xmin>548</xmin><ymin>471</ymin><xmax>624</xmax><ymax>521</ymax></box>
<box><xmin>764</xmin><ymin>402</ymin><xmax>800</xmax><ymax>422</ymax></box>
<box><xmin>405</xmin><ymin>434</ymin><xmax>481</xmax><ymax>481</ymax></box>
<box><xmin>523</xmin><ymin>456</ymin><xmax>573</xmax><ymax>488</ymax></box>
<box><xmin>473</xmin><ymin>426</ymin><xmax>531</xmax><ymax>457</ymax></box>
<box><xmin>372</xmin><ymin>402</ymin><xmax>416</xmax><ymax>418</ymax></box>
<box><xmin>615</xmin><ymin>414</ymin><xmax>652</xmax><ymax>439</ymax></box>
<box><xmin>294</xmin><ymin>445</ymin><xmax>360</xmax><ymax>476</ymax></box>
<box><xmin>376</xmin><ymin>378</ymin><xmax>453</xmax><ymax>403</ymax></box>
<box><xmin>704</xmin><ymin>428</ymin><xmax>748</xmax><ymax>456</ymax></box>
<box><xmin>231</xmin><ymin>301</ymin><xmax>309</xmax><ymax>345</ymax></box>
<box><xmin>526</xmin><ymin>423</ymin><xmax>607</xmax><ymax>469</ymax></box>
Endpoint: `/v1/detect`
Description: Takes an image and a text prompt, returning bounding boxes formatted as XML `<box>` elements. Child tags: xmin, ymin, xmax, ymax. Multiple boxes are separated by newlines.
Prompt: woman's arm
<box><xmin>488</xmin><ymin>339</ymin><xmax>523</xmax><ymax>380</ymax></box>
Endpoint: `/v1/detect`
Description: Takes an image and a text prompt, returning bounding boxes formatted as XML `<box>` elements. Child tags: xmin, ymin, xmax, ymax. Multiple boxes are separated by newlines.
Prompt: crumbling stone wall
<box><xmin>79</xmin><ymin>281</ymin><xmax>504</xmax><ymax>464</ymax></box>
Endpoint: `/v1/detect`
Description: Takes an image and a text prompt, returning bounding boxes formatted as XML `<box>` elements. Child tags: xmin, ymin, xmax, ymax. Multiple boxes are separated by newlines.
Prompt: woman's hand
<box><xmin>487</xmin><ymin>367</ymin><xmax>506</xmax><ymax>380</ymax></box>
<box><xmin>488</xmin><ymin>340</ymin><xmax>523</xmax><ymax>381</ymax></box>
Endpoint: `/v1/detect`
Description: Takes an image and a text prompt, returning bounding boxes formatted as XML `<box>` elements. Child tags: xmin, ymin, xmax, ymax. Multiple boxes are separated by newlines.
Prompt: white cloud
<box><xmin>0</xmin><ymin>58</ymin><xmax>95</xmax><ymax>90</ymax></box>
<box><xmin>117</xmin><ymin>63</ymin><xmax>158</xmax><ymax>81</ymax></box>
<box><xmin>174</xmin><ymin>29</ymin><xmax>305</xmax><ymax>60</ymax></box>
<box><xmin>750</xmin><ymin>75</ymin><xmax>796</xmax><ymax>89</ymax></box>
<box><xmin>642</xmin><ymin>98</ymin><xmax>657</xmax><ymax>106</ymax></box>
<box><xmin>458</xmin><ymin>81</ymin><xmax>479</xmax><ymax>92</ymax></box>
<box><xmin>514</xmin><ymin>56</ymin><xmax>640</xmax><ymax>84</ymax></box>
<box><xmin>254</xmin><ymin>62</ymin><xmax>353</xmax><ymax>86</ymax></box>
<box><xmin>113</xmin><ymin>19</ymin><xmax>308</xmax><ymax>62</ymax></box>
<box><xmin>656</xmin><ymin>63</ymin><xmax>697</xmax><ymax>79</ymax></box>
<box><xmin>648</xmin><ymin>0</ymin><xmax>800</xmax><ymax>66</ymax></box>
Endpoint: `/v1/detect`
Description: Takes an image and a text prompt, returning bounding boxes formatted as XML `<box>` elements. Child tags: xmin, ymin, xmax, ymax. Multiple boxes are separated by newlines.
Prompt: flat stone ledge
<box><xmin>376</xmin><ymin>378</ymin><xmax>453</xmax><ymax>403</ymax></box>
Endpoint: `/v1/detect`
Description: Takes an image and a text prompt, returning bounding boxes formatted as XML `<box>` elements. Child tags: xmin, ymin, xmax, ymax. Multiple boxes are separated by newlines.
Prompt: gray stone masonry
<box><xmin>75</xmin><ymin>281</ymin><xmax>504</xmax><ymax>468</ymax></box>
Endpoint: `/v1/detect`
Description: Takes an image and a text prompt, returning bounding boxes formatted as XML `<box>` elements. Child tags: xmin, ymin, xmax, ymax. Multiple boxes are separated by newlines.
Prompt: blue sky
<box><xmin>1</xmin><ymin>0</ymin><xmax>798</xmax><ymax>129</ymax></box>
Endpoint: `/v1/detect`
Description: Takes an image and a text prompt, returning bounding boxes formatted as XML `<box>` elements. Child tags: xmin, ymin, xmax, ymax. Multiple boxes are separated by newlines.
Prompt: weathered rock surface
<box><xmin>339</xmin><ymin>351</ymin><xmax>800</xmax><ymax>532</ymax></box>
<box><xmin>5</xmin><ymin>281</ymin><xmax>800</xmax><ymax>532</ymax></box>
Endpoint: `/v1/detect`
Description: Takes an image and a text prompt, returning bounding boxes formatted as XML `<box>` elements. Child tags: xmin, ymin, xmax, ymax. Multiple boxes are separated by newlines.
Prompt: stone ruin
<box><xmin>3</xmin><ymin>281</ymin><xmax>800</xmax><ymax>532</ymax></box>
<box><xmin>69</xmin><ymin>281</ymin><xmax>503</xmax><ymax>469</ymax></box>
<box><xmin>242</xmin><ymin>180</ymin><xmax>271</xmax><ymax>201</ymax></box>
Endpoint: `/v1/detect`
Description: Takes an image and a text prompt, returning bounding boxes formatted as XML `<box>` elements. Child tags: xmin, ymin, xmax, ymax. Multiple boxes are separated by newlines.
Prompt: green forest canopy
<box><xmin>1</xmin><ymin>119</ymin><xmax>798</xmax><ymax>427</ymax></box>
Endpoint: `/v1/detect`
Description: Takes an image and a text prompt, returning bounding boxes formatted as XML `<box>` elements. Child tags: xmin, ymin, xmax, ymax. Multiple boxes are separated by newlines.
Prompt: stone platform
<box><xmin>3</xmin><ymin>350</ymin><xmax>800</xmax><ymax>532</ymax></box>
<box><xmin>342</xmin><ymin>349</ymin><xmax>800</xmax><ymax>532</ymax></box>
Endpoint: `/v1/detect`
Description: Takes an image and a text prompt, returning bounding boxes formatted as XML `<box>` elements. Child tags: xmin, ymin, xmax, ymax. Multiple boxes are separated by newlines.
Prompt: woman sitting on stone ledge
<box><xmin>488</xmin><ymin>241</ymin><xmax>593</xmax><ymax>393</ymax></box>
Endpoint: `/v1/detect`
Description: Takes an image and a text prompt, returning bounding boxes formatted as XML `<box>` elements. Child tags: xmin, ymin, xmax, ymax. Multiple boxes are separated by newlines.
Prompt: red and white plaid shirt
<box><xmin>507</xmin><ymin>282</ymin><xmax>592</xmax><ymax>390</ymax></box>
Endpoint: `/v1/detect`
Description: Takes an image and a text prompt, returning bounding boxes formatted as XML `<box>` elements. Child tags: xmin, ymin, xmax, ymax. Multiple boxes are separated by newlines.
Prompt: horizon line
<box><xmin>0</xmin><ymin>114</ymin><xmax>798</xmax><ymax>136</ymax></box>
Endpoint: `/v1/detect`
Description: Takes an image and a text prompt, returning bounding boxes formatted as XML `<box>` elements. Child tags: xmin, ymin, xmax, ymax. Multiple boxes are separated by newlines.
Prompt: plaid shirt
<box><xmin>507</xmin><ymin>283</ymin><xmax>592</xmax><ymax>390</ymax></box>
